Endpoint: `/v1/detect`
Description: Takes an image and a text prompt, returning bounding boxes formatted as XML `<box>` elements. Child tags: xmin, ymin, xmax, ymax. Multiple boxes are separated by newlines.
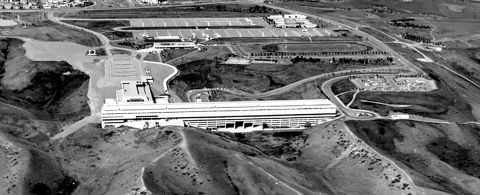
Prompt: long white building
<box><xmin>101</xmin><ymin>79</ymin><xmax>337</xmax><ymax>132</ymax></box>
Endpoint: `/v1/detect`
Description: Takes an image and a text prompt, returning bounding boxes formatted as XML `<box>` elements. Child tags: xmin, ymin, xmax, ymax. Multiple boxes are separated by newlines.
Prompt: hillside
<box><xmin>0</xmin><ymin>38</ymin><xmax>90</xmax><ymax>123</ymax></box>
<box><xmin>0</xmin><ymin>131</ymin><xmax>77</xmax><ymax>195</ymax></box>
<box><xmin>142</xmin><ymin>122</ymin><xmax>448</xmax><ymax>195</ymax></box>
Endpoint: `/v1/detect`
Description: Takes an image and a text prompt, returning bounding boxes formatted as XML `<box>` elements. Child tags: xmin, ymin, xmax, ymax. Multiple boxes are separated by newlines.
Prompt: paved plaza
<box><xmin>107</xmin><ymin>54</ymin><xmax>142</xmax><ymax>81</ymax></box>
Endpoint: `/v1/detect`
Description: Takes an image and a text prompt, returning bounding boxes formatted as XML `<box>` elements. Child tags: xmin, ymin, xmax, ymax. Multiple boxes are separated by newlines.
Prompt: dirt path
<box><xmin>246</xmin><ymin>160</ymin><xmax>304</xmax><ymax>195</ymax></box>
<box><xmin>340</xmin><ymin>123</ymin><xmax>418</xmax><ymax>189</ymax></box>
<box><xmin>322</xmin><ymin>145</ymin><xmax>356</xmax><ymax>172</ymax></box>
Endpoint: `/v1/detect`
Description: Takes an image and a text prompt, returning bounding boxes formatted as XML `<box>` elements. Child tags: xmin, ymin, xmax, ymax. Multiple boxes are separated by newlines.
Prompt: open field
<box><xmin>0</xmin><ymin>21</ymin><xmax>101</xmax><ymax>47</ymax></box>
<box><xmin>428</xmin><ymin>20</ymin><xmax>480</xmax><ymax>41</ymax></box>
<box><xmin>263</xmin><ymin>42</ymin><xmax>371</xmax><ymax>53</ymax></box>
<box><xmin>57</xmin><ymin>4</ymin><xmax>282</xmax><ymax>19</ymax></box>
<box><xmin>277</xmin><ymin>0</ymin><xmax>480</xmax><ymax>19</ymax></box>
<box><xmin>331</xmin><ymin>78</ymin><xmax>357</xmax><ymax>95</ymax></box>
<box><xmin>206</xmin><ymin>36</ymin><xmax>360</xmax><ymax>44</ymax></box>
<box><xmin>161</xmin><ymin>49</ymin><xmax>197</xmax><ymax>63</ymax></box>
<box><xmin>169</xmin><ymin>46</ymin><xmax>232</xmax><ymax>66</ymax></box>
<box><xmin>62</xmin><ymin>20</ymin><xmax>133</xmax><ymax>40</ymax></box>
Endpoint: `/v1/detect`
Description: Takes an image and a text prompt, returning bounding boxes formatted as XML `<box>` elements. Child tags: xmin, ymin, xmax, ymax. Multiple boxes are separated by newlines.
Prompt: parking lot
<box><xmin>130</xmin><ymin>17</ymin><xmax>268</xmax><ymax>27</ymax></box>
<box><xmin>350</xmin><ymin>76</ymin><xmax>437</xmax><ymax>92</ymax></box>
<box><xmin>126</xmin><ymin>17</ymin><xmax>335</xmax><ymax>40</ymax></box>
<box><xmin>131</xmin><ymin>28</ymin><xmax>333</xmax><ymax>39</ymax></box>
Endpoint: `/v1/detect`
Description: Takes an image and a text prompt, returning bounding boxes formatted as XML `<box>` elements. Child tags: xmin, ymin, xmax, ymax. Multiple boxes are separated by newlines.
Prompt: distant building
<box><xmin>267</xmin><ymin>14</ymin><xmax>317</xmax><ymax>28</ymax></box>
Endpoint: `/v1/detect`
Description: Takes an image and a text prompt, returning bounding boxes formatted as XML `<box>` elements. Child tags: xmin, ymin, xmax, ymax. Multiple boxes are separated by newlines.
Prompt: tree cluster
<box><xmin>389</xmin><ymin>18</ymin><xmax>431</xmax><ymax>30</ymax></box>
<box><xmin>194</xmin><ymin>4</ymin><xmax>281</xmax><ymax>14</ymax></box>
<box><xmin>251</xmin><ymin>51</ymin><xmax>389</xmax><ymax>57</ymax></box>
<box><xmin>290</xmin><ymin>56</ymin><xmax>393</xmax><ymax>65</ymax></box>
<box><xmin>401</xmin><ymin>33</ymin><xmax>432</xmax><ymax>43</ymax></box>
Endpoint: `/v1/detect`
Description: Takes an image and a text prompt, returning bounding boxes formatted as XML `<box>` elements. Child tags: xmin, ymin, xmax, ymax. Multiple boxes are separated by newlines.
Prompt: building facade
<box><xmin>101</xmin><ymin>80</ymin><xmax>337</xmax><ymax>132</ymax></box>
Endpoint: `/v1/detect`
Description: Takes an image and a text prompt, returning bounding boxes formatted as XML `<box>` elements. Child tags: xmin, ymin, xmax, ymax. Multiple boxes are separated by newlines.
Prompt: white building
<box><xmin>152</xmin><ymin>42</ymin><xmax>199</xmax><ymax>50</ymax></box>
<box><xmin>101</xmin><ymin>80</ymin><xmax>337</xmax><ymax>132</ymax></box>
<box><xmin>267</xmin><ymin>14</ymin><xmax>317</xmax><ymax>28</ymax></box>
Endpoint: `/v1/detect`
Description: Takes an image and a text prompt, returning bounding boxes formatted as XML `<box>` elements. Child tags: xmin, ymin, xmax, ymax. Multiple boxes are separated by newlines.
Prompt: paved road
<box><xmin>322</xmin><ymin>75</ymin><xmax>379</xmax><ymax>119</ymax></box>
<box><xmin>262</xmin><ymin>3</ymin><xmax>424</xmax><ymax>76</ymax></box>
<box><xmin>48</xmin><ymin>11</ymin><xmax>145</xmax><ymax>140</ymax></box>
<box><xmin>361</xmin><ymin>24</ymin><xmax>480</xmax><ymax>90</ymax></box>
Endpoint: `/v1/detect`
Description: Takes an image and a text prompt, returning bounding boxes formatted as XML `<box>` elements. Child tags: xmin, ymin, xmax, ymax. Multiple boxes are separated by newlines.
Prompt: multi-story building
<box><xmin>101</xmin><ymin>78</ymin><xmax>338</xmax><ymax>132</ymax></box>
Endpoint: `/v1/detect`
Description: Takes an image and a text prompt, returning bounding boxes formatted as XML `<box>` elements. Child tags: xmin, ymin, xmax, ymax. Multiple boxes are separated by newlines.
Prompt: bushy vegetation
<box><xmin>390</xmin><ymin>18</ymin><xmax>431</xmax><ymax>30</ymax></box>
<box><xmin>220</xmin><ymin>131</ymin><xmax>308</xmax><ymax>161</ymax></box>
<box><xmin>60</xmin><ymin>4</ymin><xmax>281</xmax><ymax>18</ymax></box>
<box><xmin>290</xmin><ymin>56</ymin><xmax>393</xmax><ymax>65</ymax></box>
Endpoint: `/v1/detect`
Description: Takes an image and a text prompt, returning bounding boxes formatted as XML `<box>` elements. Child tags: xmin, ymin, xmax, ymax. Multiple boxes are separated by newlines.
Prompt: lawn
<box><xmin>0</xmin><ymin>21</ymin><xmax>101</xmax><ymax>47</ymax></box>
<box><xmin>57</xmin><ymin>4</ymin><xmax>282</xmax><ymax>19</ymax></box>
<box><xmin>429</xmin><ymin>20</ymin><xmax>480</xmax><ymax>41</ymax></box>
<box><xmin>161</xmin><ymin>49</ymin><xmax>198</xmax><ymax>63</ymax></box>
<box><xmin>263</xmin><ymin>42</ymin><xmax>371</xmax><ymax>53</ymax></box>
<box><xmin>331</xmin><ymin>79</ymin><xmax>357</xmax><ymax>95</ymax></box>
<box><xmin>169</xmin><ymin>46</ymin><xmax>232</xmax><ymax>66</ymax></box>
<box><xmin>62</xmin><ymin>20</ymin><xmax>133</xmax><ymax>40</ymax></box>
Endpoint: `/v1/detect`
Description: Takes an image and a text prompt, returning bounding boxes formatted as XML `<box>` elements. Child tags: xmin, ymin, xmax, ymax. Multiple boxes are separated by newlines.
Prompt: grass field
<box><xmin>169</xmin><ymin>46</ymin><xmax>232</xmax><ymax>66</ymax></box>
<box><xmin>282</xmin><ymin>0</ymin><xmax>480</xmax><ymax>19</ymax></box>
<box><xmin>62</xmin><ymin>20</ymin><xmax>133</xmax><ymax>40</ymax></box>
<box><xmin>57</xmin><ymin>4</ymin><xmax>282</xmax><ymax>19</ymax></box>
<box><xmin>206</xmin><ymin>36</ymin><xmax>361</xmax><ymax>44</ymax></box>
<box><xmin>429</xmin><ymin>20</ymin><xmax>480</xmax><ymax>41</ymax></box>
<box><xmin>161</xmin><ymin>49</ymin><xmax>197</xmax><ymax>63</ymax></box>
<box><xmin>143</xmin><ymin>52</ymin><xmax>161</xmax><ymax>62</ymax></box>
<box><xmin>331</xmin><ymin>79</ymin><xmax>357</xmax><ymax>95</ymax></box>
<box><xmin>263</xmin><ymin>42</ymin><xmax>371</xmax><ymax>53</ymax></box>
<box><xmin>0</xmin><ymin>21</ymin><xmax>101</xmax><ymax>47</ymax></box>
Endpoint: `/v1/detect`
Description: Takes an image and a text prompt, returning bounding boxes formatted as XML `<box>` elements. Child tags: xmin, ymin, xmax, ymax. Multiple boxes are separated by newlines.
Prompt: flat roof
<box><xmin>103</xmin><ymin>99</ymin><xmax>336</xmax><ymax>111</ymax></box>
<box><xmin>122</xmin><ymin>81</ymin><xmax>147</xmax><ymax>96</ymax></box>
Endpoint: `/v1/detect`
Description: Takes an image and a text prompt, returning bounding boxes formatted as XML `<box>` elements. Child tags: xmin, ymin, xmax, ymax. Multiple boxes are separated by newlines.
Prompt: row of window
<box><xmin>103</xmin><ymin>107</ymin><xmax>335</xmax><ymax>115</ymax></box>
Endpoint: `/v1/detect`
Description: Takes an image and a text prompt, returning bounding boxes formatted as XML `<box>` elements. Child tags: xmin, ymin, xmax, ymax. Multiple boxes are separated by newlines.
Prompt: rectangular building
<box><xmin>101</xmin><ymin>80</ymin><xmax>337</xmax><ymax>132</ymax></box>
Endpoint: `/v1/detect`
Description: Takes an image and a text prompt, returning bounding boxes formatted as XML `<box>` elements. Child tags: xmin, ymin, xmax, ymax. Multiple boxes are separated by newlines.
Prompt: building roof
<box><xmin>103</xmin><ymin>98</ymin><xmax>336</xmax><ymax>111</ymax></box>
